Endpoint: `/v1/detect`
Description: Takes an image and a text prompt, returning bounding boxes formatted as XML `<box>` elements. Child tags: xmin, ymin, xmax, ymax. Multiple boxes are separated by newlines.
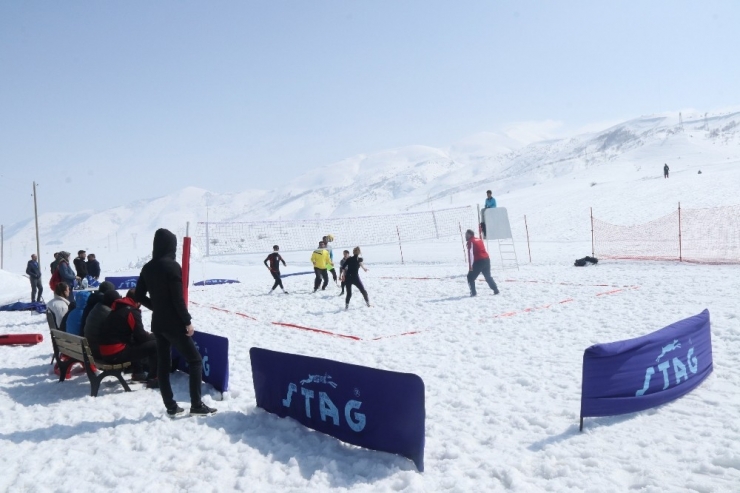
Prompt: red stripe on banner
<box><xmin>270</xmin><ymin>322</ymin><xmax>362</xmax><ymax>341</ymax></box>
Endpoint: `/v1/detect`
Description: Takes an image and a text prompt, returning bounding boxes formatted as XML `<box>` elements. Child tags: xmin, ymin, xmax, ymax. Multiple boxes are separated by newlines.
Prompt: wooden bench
<box><xmin>49</xmin><ymin>329</ymin><xmax>132</xmax><ymax>397</ymax></box>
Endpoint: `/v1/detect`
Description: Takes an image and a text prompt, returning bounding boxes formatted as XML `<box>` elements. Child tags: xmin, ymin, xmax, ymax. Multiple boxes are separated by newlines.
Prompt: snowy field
<box><xmin>1</xmin><ymin>241</ymin><xmax>739</xmax><ymax>492</ymax></box>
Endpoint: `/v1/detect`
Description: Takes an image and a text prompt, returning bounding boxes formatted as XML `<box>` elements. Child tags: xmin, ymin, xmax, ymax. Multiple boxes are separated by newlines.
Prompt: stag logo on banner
<box><xmin>282</xmin><ymin>372</ymin><xmax>366</xmax><ymax>432</ymax></box>
<box><xmin>636</xmin><ymin>338</ymin><xmax>698</xmax><ymax>396</ymax></box>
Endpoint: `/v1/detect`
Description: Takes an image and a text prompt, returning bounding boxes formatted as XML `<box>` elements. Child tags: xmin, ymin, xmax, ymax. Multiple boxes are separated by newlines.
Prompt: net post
<box><xmin>678</xmin><ymin>202</ymin><xmax>682</xmax><ymax>262</ymax></box>
<box><xmin>459</xmin><ymin>223</ymin><xmax>467</xmax><ymax>264</ymax></box>
<box><xmin>590</xmin><ymin>207</ymin><xmax>595</xmax><ymax>257</ymax></box>
<box><xmin>579</xmin><ymin>416</ymin><xmax>584</xmax><ymax>432</ymax></box>
<box><xmin>182</xmin><ymin>236</ymin><xmax>192</xmax><ymax>307</ymax></box>
<box><xmin>524</xmin><ymin>215</ymin><xmax>532</xmax><ymax>263</ymax></box>
<box><xmin>396</xmin><ymin>225</ymin><xmax>405</xmax><ymax>264</ymax></box>
<box><xmin>205</xmin><ymin>221</ymin><xmax>210</xmax><ymax>257</ymax></box>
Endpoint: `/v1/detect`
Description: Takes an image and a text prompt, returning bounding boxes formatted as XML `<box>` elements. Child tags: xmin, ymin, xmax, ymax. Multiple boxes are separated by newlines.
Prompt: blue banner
<box><xmin>172</xmin><ymin>331</ymin><xmax>229</xmax><ymax>393</ymax></box>
<box><xmin>104</xmin><ymin>276</ymin><xmax>140</xmax><ymax>290</ymax></box>
<box><xmin>581</xmin><ymin>310</ymin><xmax>713</xmax><ymax>425</ymax></box>
<box><xmin>193</xmin><ymin>279</ymin><xmax>241</xmax><ymax>286</ymax></box>
<box><xmin>249</xmin><ymin>348</ymin><xmax>425</xmax><ymax>471</ymax></box>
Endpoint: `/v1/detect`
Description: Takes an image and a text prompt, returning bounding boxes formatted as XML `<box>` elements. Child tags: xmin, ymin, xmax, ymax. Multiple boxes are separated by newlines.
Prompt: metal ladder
<box><xmin>496</xmin><ymin>238</ymin><xmax>519</xmax><ymax>271</ymax></box>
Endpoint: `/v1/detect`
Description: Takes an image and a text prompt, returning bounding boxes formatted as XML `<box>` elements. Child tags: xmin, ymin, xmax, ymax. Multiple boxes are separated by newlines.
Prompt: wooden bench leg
<box><xmin>90</xmin><ymin>370</ymin><xmax>132</xmax><ymax>397</ymax></box>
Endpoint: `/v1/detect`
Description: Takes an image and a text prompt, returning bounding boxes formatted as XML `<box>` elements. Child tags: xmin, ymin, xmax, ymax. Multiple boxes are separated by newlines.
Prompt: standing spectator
<box><xmin>664</xmin><ymin>163</ymin><xmax>670</xmax><ymax>179</ymax></box>
<box><xmin>57</xmin><ymin>252</ymin><xmax>79</xmax><ymax>300</ymax></box>
<box><xmin>100</xmin><ymin>289</ymin><xmax>158</xmax><ymax>387</ymax></box>
<box><xmin>26</xmin><ymin>254</ymin><xmax>43</xmax><ymax>303</ymax></box>
<box><xmin>47</xmin><ymin>282</ymin><xmax>71</xmax><ymax>328</ymax></box>
<box><xmin>74</xmin><ymin>250</ymin><xmax>89</xmax><ymax>279</ymax></box>
<box><xmin>50</xmin><ymin>252</ymin><xmax>61</xmax><ymax>276</ymax></box>
<box><xmin>481</xmin><ymin>190</ymin><xmax>497</xmax><ymax>238</ymax></box>
<box><xmin>311</xmin><ymin>241</ymin><xmax>331</xmax><ymax>292</ymax></box>
<box><xmin>87</xmin><ymin>253</ymin><xmax>101</xmax><ymax>279</ymax></box>
<box><xmin>135</xmin><ymin>228</ymin><xmax>216</xmax><ymax>416</ymax></box>
<box><xmin>465</xmin><ymin>229</ymin><xmax>499</xmax><ymax>297</ymax></box>
<box><xmin>264</xmin><ymin>245</ymin><xmax>288</xmax><ymax>294</ymax></box>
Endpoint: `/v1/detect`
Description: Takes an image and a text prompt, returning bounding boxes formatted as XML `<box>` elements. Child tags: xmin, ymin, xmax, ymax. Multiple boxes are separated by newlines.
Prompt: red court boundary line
<box><xmin>190</xmin><ymin>300</ymin><xmax>421</xmax><ymax>342</ymax></box>
<box><xmin>379</xmin><ymin>276</ymin><xmax>641</xmax><ymax>289</ymax></box>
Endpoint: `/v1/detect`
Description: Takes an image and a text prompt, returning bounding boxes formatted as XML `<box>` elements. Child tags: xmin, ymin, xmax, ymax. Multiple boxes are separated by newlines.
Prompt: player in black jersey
<box><xmin>342</xmin><ymin>246</ymin><xmax>369</xmax><ymax>309</ymax></box>
<box><xmin>264</xmin><ymin>245</ymin><xmax>288</xmax><ymax>293</ymax></box>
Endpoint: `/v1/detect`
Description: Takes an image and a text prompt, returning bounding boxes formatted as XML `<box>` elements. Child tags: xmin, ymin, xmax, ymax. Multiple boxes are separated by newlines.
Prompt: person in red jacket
<box><xmin>465</xmin><ymin>229</ymin><xmax>500</xmax><ymax>297</ymax></box>
<box><xmin>99</xmin><ymin>289</ymin><xmax>159</xmax><ymax>388</ymax></box>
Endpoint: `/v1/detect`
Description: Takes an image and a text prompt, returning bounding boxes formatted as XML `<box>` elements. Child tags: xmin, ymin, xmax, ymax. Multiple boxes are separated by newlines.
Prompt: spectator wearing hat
<box><xmin>57</xmin><ymin>252</ymin><xmax>79</xmax><ymax>301</ymax></box>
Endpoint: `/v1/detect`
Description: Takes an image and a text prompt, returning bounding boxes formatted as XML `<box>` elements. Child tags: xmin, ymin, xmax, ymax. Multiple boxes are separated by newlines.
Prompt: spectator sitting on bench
<box><xmin>47</xmin><ymin>282</ymin><xmax>71</xmax><ymax>329</ymax></box>
<box><xmin>84</xmin><ymin>289</ymin><xmax>121</xmax><ymax>360</ymax></box>
<box><xmin>80</xmin><ymin>281</ymin><xmax>116</xmax><ymax>331</ymax></box>
<box><xmin>100</xmin><ymin>289</ymin><xmax>159</xmax><ymax>388</ymax></box>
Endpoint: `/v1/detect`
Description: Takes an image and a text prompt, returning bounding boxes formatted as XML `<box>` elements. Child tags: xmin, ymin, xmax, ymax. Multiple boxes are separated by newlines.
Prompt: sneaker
<box><xmin>493</xmin><ymin>289</ymin><xmax>500</xmax><ymax>295</ymax></box>
<box><xmin>470</xmin><ymin>293</ymin><xmax>477</xmax><ymax>297</ymax></box>
<box><xmin>345</xmin><ymin>304</ymin><xmax>349</xmax><ymax>310</ymax></box>
<box><xmin>146</xmin><ymin>378</ymin><xmax>160</xmax><ymax>389</ymax></box>
<box><xmin>190</xmin><ymin>403</ymin><xmax>217</xmax><ymax>416</ymax></box>
<box><xmin>167</xmin><ymin>405</ymin><xmax>185</xmax><ymax>417</ymax></box>
<box><xmin>131</xmin><ymin>372</ymin><xmax>148</xmax><ymax>382</ymax></box>
<box><xmin>283</xmin><ymin>290</ymin><xmax>289</xmax><ymax>294</ymax></box>
<box><xmin>365</xmin><ymin>301</ymin><xmax>371</xmax><ymax>307</ymax></box>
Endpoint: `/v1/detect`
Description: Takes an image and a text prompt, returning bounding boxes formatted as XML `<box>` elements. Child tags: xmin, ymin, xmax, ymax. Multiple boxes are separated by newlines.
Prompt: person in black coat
<box><xmin>26</xmin><ymin>254</ymin><xmax>43</xmax><ymax>302</ymax></box>
<box><xmin>87</xmin><ymin>253</ymin><xmax>101</xmax><ymax>279</ymax></box>
<box><xmin>80</xmin><ymin>281</ymin><xmax>116</xmax><ymax>331</ymax></box>
<box><xmin>73</xmin><ymin>250</ymin><xmax>89</xmax><ymax>279</ymax></box>
<box><xmin>135</xmin><ymin>228</ymin><xmax>215</xmax><ymax>416</ymax></box>
<box><xmin>57</xmin><ymin>252</ymin><xmax>79</xmax><ymax>300</ymax></box>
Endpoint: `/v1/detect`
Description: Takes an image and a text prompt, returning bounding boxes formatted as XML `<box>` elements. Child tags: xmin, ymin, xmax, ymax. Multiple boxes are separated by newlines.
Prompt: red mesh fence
<box><xmin>593</xmin><ymin>205</ymin><xmax>740</xmax><ymax>264</ymax></box>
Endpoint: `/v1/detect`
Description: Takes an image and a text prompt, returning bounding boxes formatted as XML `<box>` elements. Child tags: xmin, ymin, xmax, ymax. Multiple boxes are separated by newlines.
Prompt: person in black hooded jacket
<box><xmin>135</xmin><ymin>228</ymin><xmax>216</xmax><ymax>416</ymax></box>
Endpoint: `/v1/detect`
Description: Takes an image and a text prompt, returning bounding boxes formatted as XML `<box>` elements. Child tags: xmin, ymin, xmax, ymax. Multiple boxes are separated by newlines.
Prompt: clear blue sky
<box><xmin>0</xmin><ymin>1</ymin><xmax>737</xmax><ymax>226</ymax></box>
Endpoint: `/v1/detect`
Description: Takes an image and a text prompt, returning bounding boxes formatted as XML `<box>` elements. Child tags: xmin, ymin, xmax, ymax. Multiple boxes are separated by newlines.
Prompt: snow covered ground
<box><xmin>1</xmin><ymin>240</ymin><xmax>739</xmax><ymax>492</ymax></box>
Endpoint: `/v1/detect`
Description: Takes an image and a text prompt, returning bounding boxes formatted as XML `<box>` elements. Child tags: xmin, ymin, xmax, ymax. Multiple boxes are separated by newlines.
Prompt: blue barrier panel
<box><xmin>250</xmin><ymin>347</ymin><xmax>425</xmax><ymax>471</ymax></box>
<box><xmin>104</xmin><ymin>276</ymin><xmax>140</xmax><ymax>290</ymax></box>
<box><xmin>580</xmin><ymin>309</ymin><xmax>713</xmax><ymax>429</ymax></box>
<box><xmin>193</xmin><ymin>279</ymin><xmax>241</xmax><ymax>286</ymax></box>
<box><xmin>172</xmin><ymin>331</ymin><xmax>229</xmax><ymax>393</ymax></box>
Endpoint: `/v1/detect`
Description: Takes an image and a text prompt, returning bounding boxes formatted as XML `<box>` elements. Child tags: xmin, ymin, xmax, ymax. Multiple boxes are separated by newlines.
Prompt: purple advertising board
<box><xmin>172</xmin><ymin>330</ymin><xmax>229</xmax><ymax>393</ymax></box>
<box><xmin>250</xmin><ymin>347</ymin><xmax>426</xmax><ymax>471</ymax></box>
<box><xmin>104</xmin><ymin>276</ymin><xmax>140</xmax><ymax>290</ymax></box>
<box><xmin>193</xmin><ymin>279</ymin><xmax>241</xmax><ymax>286</ymax></box>
<box><xmin>580</xmin><ymin>309</ymin><xmax>713</xmax><ymax>429</ymax></box>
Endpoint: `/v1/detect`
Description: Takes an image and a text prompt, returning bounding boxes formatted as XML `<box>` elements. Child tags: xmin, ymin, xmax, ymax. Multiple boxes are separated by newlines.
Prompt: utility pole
<box><xmin>1</xmin><ymin>224</ymin><xmax>4</xmax><ymax>270</ymax></box>
<box><xmin>33</xmin><ymin>181</ymin><xmax>42</xmax><ymax>268</ymax></box>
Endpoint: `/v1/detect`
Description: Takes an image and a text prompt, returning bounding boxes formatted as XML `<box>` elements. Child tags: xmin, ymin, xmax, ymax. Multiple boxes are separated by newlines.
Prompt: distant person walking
<box><xmin>465</xmin><ymin>229</ymin><xmax>499</xmax><ymax>297</ymax></box>
<box><xmin>342</xmin><ymin>246</ymin><xmax>370</xmax><ymax>309</ymax></box>
<box><xmin>664</xmin><ymin>163</ymin><xmax>670</xmax><ymax>179</ymax></box>
<box><xmin>135</xmin><ymin>228</ymin><xmax>216</xmax><ymax>417</ymax></box>
<box><xmin>264</xmin><ymin>245</ymin><xmax>288</xmax><ymax>293</ymax></box>
<box><xmin>481</xmin><ymin>190</ymin><xmax>497</xmax><ymax>238</ymax></box>
<box><xmin>26</xmin><ymin>254</ymin><xmax>43</xmax><ymax>303</ymax></box>
<box><xmin>311</xmin><ymin>241</ymin><xmax>331</xmax><ymax>292</ymax></box>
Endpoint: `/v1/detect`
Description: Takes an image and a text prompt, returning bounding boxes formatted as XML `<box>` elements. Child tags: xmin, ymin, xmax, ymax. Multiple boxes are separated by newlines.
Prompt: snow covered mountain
<box><xmin>3</xmin><ymin>108</ymin><xmax>740</xmax><ymax>272</ymax></box>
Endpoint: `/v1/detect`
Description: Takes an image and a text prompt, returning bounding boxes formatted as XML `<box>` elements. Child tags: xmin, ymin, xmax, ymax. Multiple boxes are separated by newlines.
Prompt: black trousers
<box><xmin>467</xmin><ymin>258</ymin><xmax>498</xmax><ymax>295</ymax></box>
<box><xmin>104</xmin><ymin>339</ymin><xmax>158</xmax><ymax>377</ymax></box>
<box><xmin>329</xmin><ymin>268</ymin><xmax>337</xmax><ymax>282</ymax></box>
<box><xmin>270</xmin><ymin>270</ymin><xmax>283</xmax><ymax>290</ymax></box>
<box><xmin>314</xmin><ymin>268</ymin><xmax>328</xmax><ymax>290</ymax></box>
<box><xmin>345</xmin><ymin>277</ymin><xmax>368</xmax><ymax>305</ymax></box>
<box><xmin>155</xmin><ymin>332</ymin><xmax>203</xmax><ymax>408</ymax></box>
<box><xmin>30</xmin><ymin>277</ymin><xmax>43</xmax><ymax>302</ymax></box>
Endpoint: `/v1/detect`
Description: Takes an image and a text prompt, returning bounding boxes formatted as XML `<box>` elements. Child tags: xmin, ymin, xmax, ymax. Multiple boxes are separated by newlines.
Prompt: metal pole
<box><xmin>678</xmin><ymin>202</ymin><xmax>682</xmax><ymax>262</ymax></box>
<box><xmin>186</xmin><ymin>221</ymin><xmax>190</xmax><ymax>237</ymax></box>
<box><xmin>459</xmin><ymin>222</ymin><xmax>467</xmax><ymax>265</ymax></box>
<box><xmin>590</xmin><ymin>207</ymin><xmax>595</xmax><ymax>257</ymax></box>
<box><xmin>396</xmin><ymin>225</ymin><xmax>405</xmax><ymax>264</ymax></box>
<box><xmin>477</xmin><ymin>204</ymin><xmax>483</xmax><ymax>238</ymax></box>
<box><xmin>1</xmin><ymin>224</ymin><xmax>3</xmax><ymax>269</ymax></box>
<box><xmin>33</xmin><ymin>182</ymin><xmax>42</xmax><ymax>268</ymax></box>
<box><xmin>524</xmin><ymin>215</ymin><xmax>532</xmax><ymax>263</ymax></box>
